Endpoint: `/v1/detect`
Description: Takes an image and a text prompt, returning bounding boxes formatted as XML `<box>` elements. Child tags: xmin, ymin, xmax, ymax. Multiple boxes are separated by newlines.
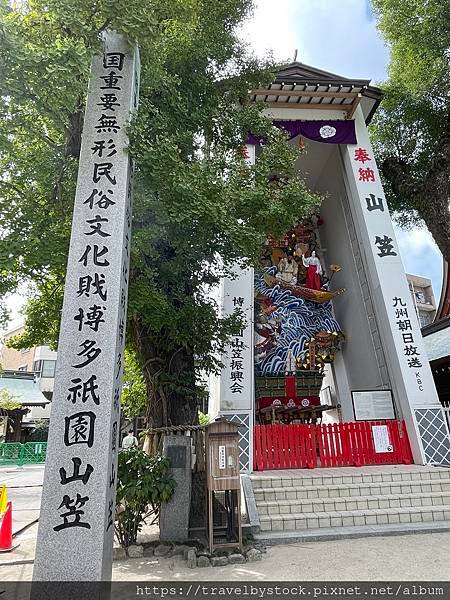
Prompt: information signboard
<box><xmin>352</xmin><ymin>389</ymin><xmax>395</xmax><ymax>421</ymax></box>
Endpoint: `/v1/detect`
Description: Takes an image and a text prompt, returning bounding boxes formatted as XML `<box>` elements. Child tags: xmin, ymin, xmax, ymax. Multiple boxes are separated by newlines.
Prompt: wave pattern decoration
<box><xmin>255</xmin><ymin>268</ymin><xmax>342</xmax><ymax>376</ymax></box>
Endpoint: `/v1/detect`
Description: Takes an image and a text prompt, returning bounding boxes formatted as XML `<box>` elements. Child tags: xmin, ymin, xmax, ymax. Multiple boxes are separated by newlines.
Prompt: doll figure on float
<box><xmin>276</xmin><ymin>250</ymin><xmax>298</xmax><ymax>285</ymax></box>
<box><xmin>301</xmin><ymin>251</ymin><xmax>323</xmax><ymax>290</ymax></box>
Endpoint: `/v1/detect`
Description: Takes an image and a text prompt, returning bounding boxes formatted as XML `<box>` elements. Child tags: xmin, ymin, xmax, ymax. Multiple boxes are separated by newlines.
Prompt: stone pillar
<box><xmin>340</xmin><ymin>106</ymin><xmax>450</xmax><ymax>465</ymax></box>
<box><xmin>159</xmin><ymin>436</ymin><xmax>192</xmax><ymax>542</ymax></box>
<box><xmin>32</xmin><ymin>32</ymin><xmax>140</xmax><ymax>587</ymax></box>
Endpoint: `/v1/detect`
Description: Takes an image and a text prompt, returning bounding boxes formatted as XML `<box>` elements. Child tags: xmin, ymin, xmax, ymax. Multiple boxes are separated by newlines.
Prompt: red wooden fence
<box><xmin>253</xmin><ymin>420</ymin><xmax>413</xmax><ymax>471</ymax></box>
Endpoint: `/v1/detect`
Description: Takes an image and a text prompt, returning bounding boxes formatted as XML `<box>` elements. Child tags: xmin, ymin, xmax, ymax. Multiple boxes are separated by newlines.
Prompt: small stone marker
<box><xmin>197</xmin><ymin>556</ymin><xmax>211</xmax><ymax>568</ymax></box>
<box><xmin>32</xmin><ymin>31</ymin><xmax>140</xmax><ymax>590</ymax></box>
<box><xmin>112</xmin><ymin>547</ymin><xmax>126</xmax><ymax>562</ymax></box>
<box><xmin>127</xmin><ymin>545</ymin><xmax>143</xmax><ymax>559</ymax></box>
<box><xmin>154</xmin><ymin>544</ymin><xmax>172</xmax><ymax>557</ymax></box>
<box><xmin>159</xmin><ymin>436</ymin><xmax>192</xmax><ymax>542</ymax></box>
<box><xmin>186</xmin><ymin>548</ymin><xmax>197</xmax><ymax>569</ymax></box>
<box><xmin>228</xmin><ymin>553</ymin><xmax>245</xmax><ymax>564</ymax></box>
<box><xmin>246</xmin><ymin>548</ymin><xmax>263</xmax><ymax>562</ymax></box>
<box><xmin>211</xmin><ymin>556</ymin><xmax>229</xmax><ymax>567</ymax></box>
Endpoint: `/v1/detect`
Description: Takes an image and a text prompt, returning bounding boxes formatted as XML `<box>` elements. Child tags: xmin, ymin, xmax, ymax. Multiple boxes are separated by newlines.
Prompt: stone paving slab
<box><xmin>3</xmin><ymin>524</ymin><xmax>450</xmax><ymax>581</ymax></box>
<box><xmin>0</xmin><ymin>465</ymin><xmax>44</xmax><ymax>534</ymax></box>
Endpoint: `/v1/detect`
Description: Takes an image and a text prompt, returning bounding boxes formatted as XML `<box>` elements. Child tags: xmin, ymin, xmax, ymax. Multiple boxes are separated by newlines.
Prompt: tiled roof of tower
<box><xmin>249</xmin><ymin>62</ymin><xmax>383</xmax><ymax>123</ymax></box>
<box><xmin>0</xmin><ymin>371</ymin><xmax>50</xmax><ymax>407</ymax></box>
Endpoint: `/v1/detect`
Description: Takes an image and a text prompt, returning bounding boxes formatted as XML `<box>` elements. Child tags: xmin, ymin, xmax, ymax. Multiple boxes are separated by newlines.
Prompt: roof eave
<box><xmin>422</xmin><ymin>315</ymin><xmax>450</xmax><ymax>337</ymax></box>
<box><xmin>363</xmin><ymin>87</ymin><xmax>383</xmax><ymax>124</ymax></box>
<box><xmin>252</xmin><ymin>61</ymin><xmax>384</xmax><ymax>125</ymax></box>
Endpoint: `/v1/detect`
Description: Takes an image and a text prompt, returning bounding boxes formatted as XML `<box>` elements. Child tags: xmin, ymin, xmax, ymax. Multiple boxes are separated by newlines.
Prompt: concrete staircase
<box><xmin>250</xmin><ymin>465</ymin><xmax>450</xmax><ymax>541</ymax></box>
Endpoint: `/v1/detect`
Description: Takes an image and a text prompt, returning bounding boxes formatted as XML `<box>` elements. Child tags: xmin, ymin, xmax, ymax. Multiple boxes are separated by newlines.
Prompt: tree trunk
<box><xmin>130</xmin><ymin>317</ymin><xmax>206</xmax><ymax>531</ymax></box>
<box><xmin>130</xmin><ymin>317</ymin><xmax>198</xmax><ymax>428</ymax></box>
<box><xmin>382</xmin><ymin>158</ymin><xmax>450</xmax><ymax>264</ymax></box>
<box><xmin>416</xmin><ymin>172</ymin><xmax>450</xmax><ymax>265</ymax></box>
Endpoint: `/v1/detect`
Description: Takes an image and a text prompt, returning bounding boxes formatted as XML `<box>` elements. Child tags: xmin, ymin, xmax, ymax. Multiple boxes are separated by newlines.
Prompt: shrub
<box><xmin>198</xmin><ymin>411</ymin><xmax>210</xmax><ymax>426</ymax></box>
<box><xmin>115</xmin><ymin>447</ymin><xmax>175</xmax><ymax>548</ymax></box>
<box><xmin>0</xmin><ymin>388</ymin><xmax>21</xmax><ymax>411</ymax></box>
<box><xmin>30</xmin><ymin>419</ymin><xmax>49</xmax><ymax>441</ymax></box>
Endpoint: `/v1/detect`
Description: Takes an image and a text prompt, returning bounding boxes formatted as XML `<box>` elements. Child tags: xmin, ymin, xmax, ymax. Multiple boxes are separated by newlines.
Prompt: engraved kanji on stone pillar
<box><xmin>32</xmin><ymin>32</ymin><xmax>140</xmax><ymax>587</ymax></box>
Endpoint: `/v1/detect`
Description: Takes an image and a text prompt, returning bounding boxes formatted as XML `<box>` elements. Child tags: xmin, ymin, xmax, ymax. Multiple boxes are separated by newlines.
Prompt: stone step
<box><xmin>254</xmin><ymin>520</ymin><xmax>450</xmax><ymax>544</ymax></box>
<box><xmin>258</xmin><ymin>504</ymin><xmax>450</xmax><ymax>532</ymax></box>
<box><xmin>253</xmin><ymin>478</ymin><xmax>450</xmax><ymax>501</ymax></box>
<box><xmin>250</xmin><ymin>467</ymin><xmax>450</xmax><ymax>489</ymax></box>
<box><xmin>257</xmin><ymin>491</ymin><xmax>450</xmax><ymax>515</ymax></box>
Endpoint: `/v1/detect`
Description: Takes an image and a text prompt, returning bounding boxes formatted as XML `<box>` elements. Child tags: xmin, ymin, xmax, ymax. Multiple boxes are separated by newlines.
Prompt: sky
<box><xmin>240</xmin><ymin>0</ymin><xmax>444</xmax><ymax>301</ymax></box>
<box><xmin>2</xmin><ymin>0</ymin><xmax>444</xmax><ymax>330</ymax></box>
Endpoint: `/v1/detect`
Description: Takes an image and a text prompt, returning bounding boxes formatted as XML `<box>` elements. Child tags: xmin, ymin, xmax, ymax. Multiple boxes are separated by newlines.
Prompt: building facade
<box><xmin>209</xmin><ymin>62</ymin><xmax>450</xmax><ymax>473</ymax></box>
<box><xmin>0</xmin><ymin>370</ymin><xmax>50</xmax><ymax>441</ymax></box>
<box><xmin>0</xmin><ymin>324</ymin><xmax>56</xmax><ymax>419</ymax></box>
<box><xmin>0</xmin><ymin>325</ymin><xmax>36</xmax><ymax>373</ymax></box>
<box><xmin>422</xmin><ymin>318</ymin><xmax>450</xmax><ymax>431</ymax></box>
<box><xmin>406</xmin><ymin>273</ymin><xmax>437</xmax><ymax>328</ymax></box>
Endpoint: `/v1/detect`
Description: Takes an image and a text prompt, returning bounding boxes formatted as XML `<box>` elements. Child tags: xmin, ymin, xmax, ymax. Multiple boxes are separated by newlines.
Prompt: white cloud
<box><xmin>395</xmin><ymin>226</ymin><xmax>443</xmax><ymax>303</ymax></box>
<box><xmin>239</xmin><ymin>0</ymin><xmax>298</xmax><ymax>63</ymax></box>
<box><xmin>240</xmin><ymin>0</ymin><xmax>389</xmax><ymax>82</ymax></box>
<box><xmin>292</xmin><ymin>0</ymin><xmax>389</xmax><ymax>82</ymax></box>
<box><xmin>1</xmin><ymin>290</ymin><xmax>26</xmax><ymax>335</ymax></box>
<box><xmin>0</xmin><ymin>2</ymin><xmax>444</xmax><ymax>334</ymax></box>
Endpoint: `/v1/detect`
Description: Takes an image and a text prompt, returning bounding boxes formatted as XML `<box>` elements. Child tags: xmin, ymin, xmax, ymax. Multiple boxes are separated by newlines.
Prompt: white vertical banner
<box><xmin>220</xmin><ymin>265</ymin><xmax>254</xmax><ymax>411</ymax></box>
<box><xmin>217</xmin><ymin>143</ymin><xmax>256</xmax><ymax>473</ymax></box>
<box><xmin>341</xmin><ymin>106</ymin><xmax>444</xmax><ymax>464</ymax></box>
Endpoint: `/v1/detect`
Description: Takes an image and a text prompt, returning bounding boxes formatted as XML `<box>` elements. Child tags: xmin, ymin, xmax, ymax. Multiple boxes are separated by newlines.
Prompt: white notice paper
<box><xmin>372</xmin><ymin>425</ymin><xmax>393</xmax><ymax>453</ymax></box>
<box><xmin>218</xmin><ymin>445</ymin><xmax>226</xmax><ymax>469</ymax></box>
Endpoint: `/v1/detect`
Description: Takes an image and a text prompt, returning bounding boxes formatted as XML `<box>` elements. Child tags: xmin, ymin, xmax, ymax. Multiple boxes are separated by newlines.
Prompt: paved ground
<box><xmin>0</xmin><ymin>465</ymin><xmax>43</xmax><ymax>534</ymax></box>
<box><xmin>2</xmin><ymin>523</ymin><xmax>450</xmax><ymax>581</ymax></box>
<box><xmin>1</xmin><ymin>465</ymin><xmax>450</xmax><ymax>582</ymax></box>
<box><xmin>112</xmin><ymin>532</ymin><xmax>450</xmax><ymax>581</ymax></box>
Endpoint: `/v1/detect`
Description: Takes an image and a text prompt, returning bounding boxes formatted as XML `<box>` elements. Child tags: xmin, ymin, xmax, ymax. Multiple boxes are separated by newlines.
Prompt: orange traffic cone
<box><xmin>0</xmin><ymin>501</ymin><xmax>13</xmax><ymax>552</ymax></box>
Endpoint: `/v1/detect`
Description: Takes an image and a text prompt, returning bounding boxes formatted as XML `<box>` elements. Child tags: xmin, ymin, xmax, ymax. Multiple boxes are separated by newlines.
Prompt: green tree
<box><xmin>121</xmin><ymin>349</ymin><xmax>147</xmax><ymax>418</ymax></box>
<box><xmin>29</xmin><ymin>418</ymin><xmax>49</xmax><ymax>441</ymax></box>
<box><xmin>0</xmin><ymin>388</ymin><xmax>21</xmax><ymax>412</ymax></box>
<box><xmin>370</xmin><ymin>0</ymin><xmax>450</xmax><ymax>261</ymax></box>
<box><xmin>0</xmin><ymin>0</ymin><xmax>319</xmax><ymax>427</ymax></box>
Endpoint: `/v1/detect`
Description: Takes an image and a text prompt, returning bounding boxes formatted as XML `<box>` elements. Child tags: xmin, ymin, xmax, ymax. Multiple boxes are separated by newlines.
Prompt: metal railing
<box><xmin>0</xmin><ymin>442</ymin><xmax>47</xmax><ymax>466</ymax></box>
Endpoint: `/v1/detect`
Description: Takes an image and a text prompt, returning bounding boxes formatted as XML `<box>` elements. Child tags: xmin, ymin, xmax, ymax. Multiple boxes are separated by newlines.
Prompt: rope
<box><xmin>144</xmin><ymin>424</ymin><xmax>206</xmax><ymax>434</ymax></box>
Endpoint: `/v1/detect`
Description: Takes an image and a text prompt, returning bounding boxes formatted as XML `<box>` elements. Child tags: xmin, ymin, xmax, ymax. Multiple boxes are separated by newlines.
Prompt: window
<box><xmin>42</xmin><ymin>360</ymin><xmax>56</xmax><ymax>378</ymax></box>
<box><xmin>419</xmin><ymin>313</ymin><xmax>433</xmax><ymax>327</ymax></box>
<box><xmin>34</xmin><ymin>359</ymin><xmax>56</xmax><ymax>377</ymax></box>
<box><xmin>415</xmin><ymin>290</ymin><xmax>426</xmax><ymax>304</ymax></box>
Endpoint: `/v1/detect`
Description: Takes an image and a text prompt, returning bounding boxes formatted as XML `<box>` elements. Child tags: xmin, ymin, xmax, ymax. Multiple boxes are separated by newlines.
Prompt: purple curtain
<box><xmin>246</xmin><ymin>119</ymin><xmax>356</xmax><ymax>146</ymax></box>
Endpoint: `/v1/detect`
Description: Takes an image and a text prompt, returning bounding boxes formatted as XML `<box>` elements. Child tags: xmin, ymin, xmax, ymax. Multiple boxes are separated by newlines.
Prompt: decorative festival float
<box><xmin>255</xmin><ymin>214</ymin><xmax>345</xmax><ymax>425</ymax></box>
<box><xmin>208</xmin><ymin>62</ymin><xmax>448</xmax><ymax>473</ymax></box>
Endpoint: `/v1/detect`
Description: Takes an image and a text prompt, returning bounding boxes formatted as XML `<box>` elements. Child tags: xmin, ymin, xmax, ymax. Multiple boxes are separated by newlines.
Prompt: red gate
<box><xmin>253</xmin><ymin>420</ymin><xmax>413</xmax><ymax>471</ymax></box>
